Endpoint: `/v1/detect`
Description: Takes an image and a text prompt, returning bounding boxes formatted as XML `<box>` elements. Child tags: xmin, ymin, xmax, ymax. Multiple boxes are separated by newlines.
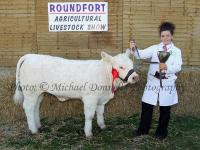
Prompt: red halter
<box><xmin>111</xmin><ymin>68</ymin><xmax>119</xmax><ymax>93</ymax></box>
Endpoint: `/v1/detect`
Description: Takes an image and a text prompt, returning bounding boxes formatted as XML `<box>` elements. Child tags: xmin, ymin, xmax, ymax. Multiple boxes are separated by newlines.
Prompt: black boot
<box><xmin>155</xmin><ymin>106</ymin><xmax>171</xmax><ymax>140</ymax></box>
<box><xmin>136</xmin><ymin>102</ymin><xmax>154</xmax><ymax>136</ymax></box>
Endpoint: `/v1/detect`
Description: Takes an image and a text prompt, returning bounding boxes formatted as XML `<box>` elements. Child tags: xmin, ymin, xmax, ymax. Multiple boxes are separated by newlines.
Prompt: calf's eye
<box><xmin>119</xmin><ymin>66</ymin><xmax>125</xmax><ymax>70</ymax></box>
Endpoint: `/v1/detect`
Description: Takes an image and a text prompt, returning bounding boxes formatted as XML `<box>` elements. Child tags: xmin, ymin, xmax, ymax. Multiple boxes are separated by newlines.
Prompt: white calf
<box><xmin>13</xmin><ymin>52</ymin><xmax>139</xmax><ymax>137</ymax></box>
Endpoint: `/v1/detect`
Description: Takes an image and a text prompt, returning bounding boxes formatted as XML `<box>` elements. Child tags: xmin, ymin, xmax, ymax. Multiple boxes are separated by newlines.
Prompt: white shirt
<box><xmin>126</xmin><ymin>42</ymin><xmax>182</xmax><ymax>106</ymax></box>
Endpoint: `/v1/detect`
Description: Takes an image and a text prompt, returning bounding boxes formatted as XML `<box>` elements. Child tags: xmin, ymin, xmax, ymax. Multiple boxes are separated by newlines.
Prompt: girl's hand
<box><xmin>130</xmin><ymin>40</ymin><xmax>137</xmax><ymax>50</ymax></box>
<box><xmin>159</xmin><ymin>63</ymin><xmax>167</xmax><ymax>70</ymax></box>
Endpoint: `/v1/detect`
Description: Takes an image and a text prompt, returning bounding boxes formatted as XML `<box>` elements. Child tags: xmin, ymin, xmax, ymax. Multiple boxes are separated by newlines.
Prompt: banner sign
<box><xmin>48</xmin><ymin>2</ymin><xmax>108</xmax><ymax>32</ymax></box>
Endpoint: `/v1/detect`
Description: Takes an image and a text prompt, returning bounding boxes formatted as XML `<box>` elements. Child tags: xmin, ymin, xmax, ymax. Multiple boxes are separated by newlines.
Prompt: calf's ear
<box><xmin>125</xmin><ymin>49</ymin><xmax>131</xmax><ymax>57</ymax></box>
<box><xmin>101</xmin><ymin>51</ymin><xmax>113</xmax><ymax>63</ymax></box>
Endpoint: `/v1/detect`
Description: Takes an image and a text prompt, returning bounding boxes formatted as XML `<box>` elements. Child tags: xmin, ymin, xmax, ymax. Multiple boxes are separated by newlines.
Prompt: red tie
<box><xmin>163</xmin><ymin>45</ymin><xmax>167</xmax><ymax>52</ymax></box>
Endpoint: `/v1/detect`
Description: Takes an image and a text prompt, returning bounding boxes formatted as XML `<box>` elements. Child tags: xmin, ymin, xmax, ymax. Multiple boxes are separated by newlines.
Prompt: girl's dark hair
<box><xmin>159</xmin><ymin>22</ymin><xmax>175</xmax><ymax>35</ymax></box>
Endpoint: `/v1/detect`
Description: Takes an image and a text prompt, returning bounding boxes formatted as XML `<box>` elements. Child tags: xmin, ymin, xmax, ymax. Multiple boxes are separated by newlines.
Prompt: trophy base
<box><xmin>154</xmin><ymin>71</ymin><xmax>168</xmax><ymax>79</ymax></box>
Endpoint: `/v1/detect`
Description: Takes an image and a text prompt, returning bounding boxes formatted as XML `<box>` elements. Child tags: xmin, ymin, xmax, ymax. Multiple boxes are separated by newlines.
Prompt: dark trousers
<box><xmin>137</xmin><ymin>102</ymin><xmax>171</xmax><ymax>138</ymax></box>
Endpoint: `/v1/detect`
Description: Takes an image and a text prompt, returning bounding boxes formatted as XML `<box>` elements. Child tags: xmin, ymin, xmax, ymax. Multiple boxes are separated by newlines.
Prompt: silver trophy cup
<box><xmin>157</xmin><ymin>51</ymin><xmax>171</xmax><ymax>87</ymax></box>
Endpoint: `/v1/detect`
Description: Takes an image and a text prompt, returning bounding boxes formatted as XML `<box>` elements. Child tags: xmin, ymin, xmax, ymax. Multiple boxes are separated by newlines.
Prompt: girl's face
<box><xmin>160</xmin><ymin>30</ymin><xmax>173</xmax><ymax>45</ymax></box>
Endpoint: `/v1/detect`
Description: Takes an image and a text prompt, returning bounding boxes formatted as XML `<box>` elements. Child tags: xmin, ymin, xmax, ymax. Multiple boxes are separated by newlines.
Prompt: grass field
<box><xmin>1</xmin><ymin>114</ymin><xmax>200</xmax><ymax>150</ymax></box>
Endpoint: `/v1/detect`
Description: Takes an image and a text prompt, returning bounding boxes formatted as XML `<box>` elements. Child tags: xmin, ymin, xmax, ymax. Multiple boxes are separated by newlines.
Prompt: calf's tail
<box><xmin>13</xmin><ymin>55</ymin><xmax>26</xmax><ymax>105</ymax></box>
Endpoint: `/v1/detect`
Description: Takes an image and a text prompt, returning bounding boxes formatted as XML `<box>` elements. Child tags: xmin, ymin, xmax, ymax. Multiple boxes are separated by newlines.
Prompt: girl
<box><xmin>127</xmin><ymin>22</ymin><xmax>182</xmax><ymax>140</ymax></box>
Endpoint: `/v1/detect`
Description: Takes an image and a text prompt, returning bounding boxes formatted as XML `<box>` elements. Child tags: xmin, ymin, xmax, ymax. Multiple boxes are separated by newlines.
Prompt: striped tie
<box><xmin>163</xmin><ymin>45</ymin><xmax>167</xmax><ymax>52</ymax></box>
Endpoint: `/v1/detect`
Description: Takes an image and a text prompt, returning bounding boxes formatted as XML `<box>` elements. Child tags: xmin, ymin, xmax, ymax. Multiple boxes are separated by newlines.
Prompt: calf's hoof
<box><xmin>85</xmin><ymin>133</ymin><xmax>93</xmax><ymax>139</ymax></box>
<box><xmin>30</xmin><ymin>128</ymin><xmax>39</xmax><ymax>134</ymax></box>
<box><xmin>99</xmin><ymin>124</ymin><xmax>106</xmax><ymax>130</ymax></box>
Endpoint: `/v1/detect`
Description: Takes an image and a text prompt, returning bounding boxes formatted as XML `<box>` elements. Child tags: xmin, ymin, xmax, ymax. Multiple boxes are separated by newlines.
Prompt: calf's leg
<box><xmin>96</xmin><ymin>104</ymin><xmax>106</xmax><ymax>129</ymax></box>
<box><xmin>34</xmin><ymin>94</ymin><xmax>44</xmax><ymax>129</ymax></box>
<box><xmin>82</xmin><ymin>96</ymin><xmax>97</xmax><ymax>138</ymax></box>
<box><xmin>23</xmin><ymin>96</ymin><xmax>39</xmax><ymax>134</ymax></box>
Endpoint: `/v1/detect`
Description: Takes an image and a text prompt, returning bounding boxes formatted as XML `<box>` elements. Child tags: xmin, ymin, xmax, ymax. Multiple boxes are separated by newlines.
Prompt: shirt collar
<box><xmin>159</xmin><ymin>42</ymin><xmax>174</xmax><ymax>50</ymax></box>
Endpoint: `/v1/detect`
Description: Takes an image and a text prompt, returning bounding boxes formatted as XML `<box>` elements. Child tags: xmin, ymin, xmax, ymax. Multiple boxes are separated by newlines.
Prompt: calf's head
<box><xmin>101</xmin><ymin>51</ymin><xmax>139</xmax><ymax>84</ymax></box>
